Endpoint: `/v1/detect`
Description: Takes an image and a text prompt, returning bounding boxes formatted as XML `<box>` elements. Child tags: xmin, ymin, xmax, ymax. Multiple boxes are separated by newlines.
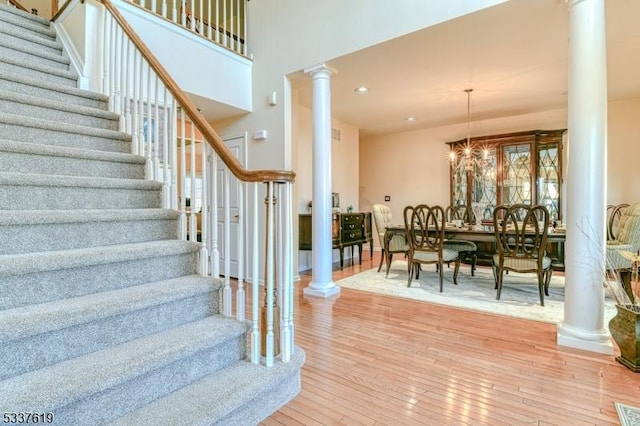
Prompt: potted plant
<box><xmin>605</xmin><ymin>250</ymin><xmax>640</xmax><ymax>372</ymax></box>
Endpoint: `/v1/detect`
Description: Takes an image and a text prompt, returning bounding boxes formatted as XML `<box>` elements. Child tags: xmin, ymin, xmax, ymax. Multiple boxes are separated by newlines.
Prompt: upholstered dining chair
<box><xmin>492</xmin><ymin>204</ymin><xmax>552</xmax><ymax>306</ymax></box>
<box><xmin>606</xmin><ymin>202</ymin><xmax>640</xmax><ymax>302</ymax></box>
<box><xmin>404</xmin><ymin>204</ymin><xmax>459</xmax><ymax>291</ymax></box>
<box><xmin>444</xmin><ymin>205</ymin><xmax>478</xmax><ymax>276</ymax></box>
<box><xmin>607</xmin><ymin>203</ymin><xmax>630</xmax><ymax>241</ymax></box>
<box><xmin>372</xmin><ymin>204</ymin><xmax>409</xmax><ymax>275</ymax></box>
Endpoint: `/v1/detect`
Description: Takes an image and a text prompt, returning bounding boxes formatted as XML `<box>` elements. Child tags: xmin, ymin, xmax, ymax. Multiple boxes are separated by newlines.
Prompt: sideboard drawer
<box><xmin>342</xmin><ymin>230</ymin><xmax>363</xmax><ymax>244</ymax></box>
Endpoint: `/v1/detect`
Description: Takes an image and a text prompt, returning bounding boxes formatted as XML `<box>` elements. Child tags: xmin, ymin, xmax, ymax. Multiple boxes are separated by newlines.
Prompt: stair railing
<box><xmin>119</xmin><ymin>0</ymin><xmax>247</xmax><ymax>57</ymax></box>
<box><xmin>55</xmin><ymin>0</ymin><xmax>296</xmax><ymax>368</ymax></box>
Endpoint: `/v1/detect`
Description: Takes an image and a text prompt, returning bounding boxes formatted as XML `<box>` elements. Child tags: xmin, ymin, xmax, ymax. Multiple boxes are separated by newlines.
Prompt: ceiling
<box><xmin>290</xmin><ymin>0</ymin><xmax>640</xmax><ymax>139</ymax></box>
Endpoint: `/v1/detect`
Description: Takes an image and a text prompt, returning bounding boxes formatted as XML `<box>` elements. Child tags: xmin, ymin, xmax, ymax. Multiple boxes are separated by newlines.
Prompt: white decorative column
<box><xmin>303</xmin><ymin>63</ymin><xmax>340</xmax><ymax>298</ymax></box>
<box><xmin>557</xmin><ymin>0</ymin><xmax>611</xmax><ymax>354</ymax></box>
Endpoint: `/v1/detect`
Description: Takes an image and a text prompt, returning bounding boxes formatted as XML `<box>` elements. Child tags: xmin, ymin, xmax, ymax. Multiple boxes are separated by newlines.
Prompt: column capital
<box><xmin>304</xmin><ymin>63</ymin><xmax>338</xmax><ymax>78</ymax></box>
<box><xmin>564</xmin><ymin>0</ymin><xmax>587</xmax><ymax>8</ymax></box>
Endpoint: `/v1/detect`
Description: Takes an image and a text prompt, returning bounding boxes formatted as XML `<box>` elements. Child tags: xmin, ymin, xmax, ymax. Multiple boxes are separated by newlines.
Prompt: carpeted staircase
<box><xmin>0</xmin><ymin>4</ymin><xmax>302</xmax><ymax>425</ymax></box>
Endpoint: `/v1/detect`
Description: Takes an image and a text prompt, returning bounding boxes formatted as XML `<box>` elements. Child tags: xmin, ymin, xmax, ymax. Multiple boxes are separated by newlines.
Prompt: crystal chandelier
<box><xmin>449</xmin><ymin>88</ymin><xmax>492</xmax><ymax>174</ymax></box>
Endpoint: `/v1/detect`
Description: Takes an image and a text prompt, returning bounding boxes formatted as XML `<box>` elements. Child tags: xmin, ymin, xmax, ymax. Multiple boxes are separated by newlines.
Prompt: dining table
<box><xmin>383</xmin><ymin>223</ymin><xmax>567</xmax><ymax>274</ymax></box>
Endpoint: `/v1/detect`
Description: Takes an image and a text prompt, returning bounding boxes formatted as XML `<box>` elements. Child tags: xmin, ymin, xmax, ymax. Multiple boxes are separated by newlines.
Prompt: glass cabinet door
<box><xmin>501</xmin><ymin>143</ymin><xmax>531</xmax><ymax>205</ymax></box>
<box><xmin>471</xmin><ymin>148</ymin><xmax>497</xmax><ymax>219</ymax></box>
<box><xmin>537</xmin><ymin>143</ymin><xmax>560</xmax><ymax>219</ymax></box>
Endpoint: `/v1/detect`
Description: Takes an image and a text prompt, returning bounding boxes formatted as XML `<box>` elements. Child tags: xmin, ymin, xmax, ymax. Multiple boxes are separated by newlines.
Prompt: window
<box><xmin>448</xmin><ymin>129</ymin><xmax>565</xmax><ymax>220</ymax></box>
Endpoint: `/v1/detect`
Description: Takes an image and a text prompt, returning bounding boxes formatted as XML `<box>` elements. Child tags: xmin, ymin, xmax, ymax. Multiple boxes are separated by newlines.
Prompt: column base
<box><xmin>556</xmin><ymin>322</ymin><xmax>613</xmax><ymax>355</ymax></box>
<box><xmin>303</xmin><ymin>281</ymin><xmax>341</xmax><ymax>298</ymax></box>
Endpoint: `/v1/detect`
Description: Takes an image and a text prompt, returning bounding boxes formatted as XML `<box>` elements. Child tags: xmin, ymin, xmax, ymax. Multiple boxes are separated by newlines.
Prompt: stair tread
<box><xmin>0</xmin><ymin>9</ymin><xmax>57</xmax><ymax>39</ymax></box>
<box><xmin>0</xmin><ymin>111</ymin><xmax>129</xmax><ymax>141</ymax></box>
<box><xmin>0</xmin><ymin>171</ymin><xmax>161</xmax><ymax>189</ymax></box>
<box><xmin>0</xmin><ymin>139</ymin><xmax>145</xmax><ymax>164</ymax></box>
<box><xmin>0</xmin><ymin>315</ymin><xmax>246</xmax><ymax>411</ymax></box>
<box><xmin>0</xmin><ymin>69</ymin><xmax>106</xmax><ymax>102</ymax></box>
<box><xmin>0</xmin><ymin>240</ymin><xmax>200</xmax><ymax>277</ymax></box>
<box><xmin>0</xmin><ymin>4</ymin><xmax>51</xmax><ymax>27</ymax></box>
<box><xmin>0</xmin><ymin>37</ymin><xmax>69</xmax><ymax>66</ymax></box>
<box><xmin>0</xmin><ymin>208</ymin><xmax>178</xmax><ymax>226</ymax></box>
<box><xmin>113</xmin><ymin>349</ymin><xmax>306</xmax><ymax>426</ymax></box>
<box><xmin>0</xmin><ymin>89</ymin><xmax>117</xmax><ymax>120</ymax></box>
<box><xmin>0</xmin><ymin>53</ymin><xmax>74</xmax><ymax>80</ymax></box>
<box><xmin>0</xmin><ymin>275</ymin><xmax>221</xmax><ymax>342</ymax></box>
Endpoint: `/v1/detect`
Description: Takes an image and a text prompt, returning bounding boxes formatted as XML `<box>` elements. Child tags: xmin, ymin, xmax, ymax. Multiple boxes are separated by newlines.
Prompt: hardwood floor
<box><xmin>262</xmin><ymin>251</ymin><xmax>640</xmax><ymax>426</ymax></box>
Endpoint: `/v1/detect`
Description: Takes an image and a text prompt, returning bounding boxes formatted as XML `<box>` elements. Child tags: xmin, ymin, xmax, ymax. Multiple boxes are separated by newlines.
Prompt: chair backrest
<box><xmin>446</xmin><ymin>204</ymin><xmax>474</xmax><ymax>223</ymax></box>
<box><xmin>404</xmin><ymin>204</ymin><xmax>446</xmax><ymax>256</ymax></box>
<box><xmin>608</xmin><ymin>203</ymin><xmax>630</xmax><ymax>241</ymax></box>
<box><xmin>493</xmin><ymin>204</ymin><xmax>549</xmax><ymax>263</ymax></box>
<box><xmin>615</xmin><ymin>203</ymin><xmax>640</xmax><ymax>246</ymax></box>
<box><xmin>372</xmin><ymin>204</ymin><xmax>394</xmax><ymax>247</ymax></box>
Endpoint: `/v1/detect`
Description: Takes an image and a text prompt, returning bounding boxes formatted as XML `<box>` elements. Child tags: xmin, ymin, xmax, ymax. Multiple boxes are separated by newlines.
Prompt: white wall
<box><xmin>217</xmin><ymin>0</ymin><xmax>507</xmax><ymax>172</ymax></box>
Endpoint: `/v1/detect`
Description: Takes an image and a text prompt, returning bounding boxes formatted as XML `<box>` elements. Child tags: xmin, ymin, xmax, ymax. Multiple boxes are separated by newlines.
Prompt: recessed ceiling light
<box><xmin>354</xmin><ymin>86</ymin><xmax>369</xmax><ymax>94</ymax></box>
<box><xmin>405</xmin><ymin>117</ymin><xmax>417</xmax><ymax>122</ymax></box>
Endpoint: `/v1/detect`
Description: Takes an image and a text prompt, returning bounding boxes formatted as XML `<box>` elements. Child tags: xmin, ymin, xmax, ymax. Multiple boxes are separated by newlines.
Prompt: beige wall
<box><xmin>359</xmin><ymin>98</ymin><xmax>640</xmax><ymax>250</ymax></box>
<box><xmin>607</xmin><ymin>97</ymin><xmax>640</xmax><ymax>204</ymax></box>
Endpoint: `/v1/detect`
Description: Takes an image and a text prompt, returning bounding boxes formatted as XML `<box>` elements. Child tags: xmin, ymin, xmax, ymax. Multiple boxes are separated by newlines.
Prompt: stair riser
<box><xmin>0</xmin><ymin>252</ymin><xmax>199</xmax><ymax>309</ymax></box>
<box><xmin>0</xmin><ymin>150</ymin><xmax>145</xmax><ymax>180</ymax></box>
<box><xmin>218</xmin><ymin>372</ymin><xmax>302</xmax><ymax>426</ymax></box>
<box><xmin>0</xmin><ymin>7</ymin><xmax>53</xmax><ymax>32</ymax></box>
<box><xmin>0</xmin><ymin>77</ymin><xmax>107</xmax><ymax>109</ymax></box>
<box><xmin>0</xmin><ymin>15</ymin><xmax>56</xmax><ymax>42</ymax></box>
<box><xmin>0</xmin><ymin>99</ymin><xmax>119</xmax><ymax>131</ymax></box>
<box><xmin>0</xmin><ymin>219</ymin><xmax>177</xmax><ymax>255</ymax></box>
<box><xmin>0</xmin><ymin>44</ymin><xmax>68</xmax><ymax>71</ymax></box>
<box><xmin>0</xmin><ymin>122</ymin><xmax>130</xmax><ymax>153</ymax></box>
<box><xmin>0</xmin><ymin>184</ymin><xmax>162</xmax><ymax>210</ymax></box>
<box><xmin>0</xmin><ymin>292</ymin><xmax>220</xmax><ymax>380</ymax></box>
<box><xmin>56</xmin><ymin>336</ymin><xmax>246</xmax><ymax>426</ymax></box>
<box><xmin>0</xmin><ymin>61</ymin><xmax>75</xmax><ymax>87</ymax></box>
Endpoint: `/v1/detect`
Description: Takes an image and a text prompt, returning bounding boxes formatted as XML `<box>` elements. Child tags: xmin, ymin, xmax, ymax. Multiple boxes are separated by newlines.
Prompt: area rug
<box><xmin>615</xmin><ymin>402</ymin><xmax>640</xmax><ymax>426</ymax></box>
<box><xmin>337</xmin><ymin>261</ymin><xmax>617</xmax><ymax>324</ymax></box>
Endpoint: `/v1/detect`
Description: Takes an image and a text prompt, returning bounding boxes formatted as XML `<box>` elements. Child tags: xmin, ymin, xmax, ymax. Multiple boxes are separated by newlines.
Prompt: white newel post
<box><xmin>557</xmin><ymin>0</ymin><xmax>612</xmax><ymax>354</ymax></box>
<box><xmin>303</xmin><ymin>63</ymin><xmax>340</xmax><ymax>298</ymax></box>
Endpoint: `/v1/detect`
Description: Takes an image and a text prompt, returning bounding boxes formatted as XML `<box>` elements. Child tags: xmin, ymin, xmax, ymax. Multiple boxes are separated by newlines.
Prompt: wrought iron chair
<box><xmin>492</xmin><ymin>204</ymin><xmax>552</xmax><ymax>306</ymax></box>
<box><xmin>404</xmin><ymin>204</ymin><xmax>459</xmax><ymax>291</ymax></box>
<box><xmin>372</xmin><ymin>204</ymin><xmax>409</xmax><ymax>276</ymax></box>
<box><xmin>444</xmin><ymin>205</ymin><xmax>478</xmax><ymax>276</ymax></box>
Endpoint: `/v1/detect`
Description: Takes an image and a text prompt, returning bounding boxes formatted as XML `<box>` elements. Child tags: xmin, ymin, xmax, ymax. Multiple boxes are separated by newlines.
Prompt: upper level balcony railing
<box><xmin>123</xmin><ymin>0</ymin><xmax>248</xmax><ymax>57</ymax></box>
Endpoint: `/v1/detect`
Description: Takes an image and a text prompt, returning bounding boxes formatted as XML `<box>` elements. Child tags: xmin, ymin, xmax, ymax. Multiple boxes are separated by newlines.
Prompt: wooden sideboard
<box><xmin>299</xmin><ymin>212</ymin><xmax>373</xmax><ymax>269</ymax></box>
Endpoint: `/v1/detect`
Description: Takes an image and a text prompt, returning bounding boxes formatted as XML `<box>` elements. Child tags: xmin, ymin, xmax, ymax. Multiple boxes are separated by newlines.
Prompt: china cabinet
<box><xmin>447</xmin><ymin>129</ymin><xmax>565</xmax><ymax>220</ymax></box>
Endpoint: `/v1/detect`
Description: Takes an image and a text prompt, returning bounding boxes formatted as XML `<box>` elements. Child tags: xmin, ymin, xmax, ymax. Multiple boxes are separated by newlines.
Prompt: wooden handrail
<box><xmin>90</xmin><ymin>0</ymin><xmax>294</xmax><ymax>183</ymax></box>
<box><xmin>8</xmin><ymin>0</ymin><xmax>28</xmax><ymax>12</ymax></box>
<box><xmin>51</xmin><ymin>0</ymin><xmax>77</xmax><ymax>22</ymax></box>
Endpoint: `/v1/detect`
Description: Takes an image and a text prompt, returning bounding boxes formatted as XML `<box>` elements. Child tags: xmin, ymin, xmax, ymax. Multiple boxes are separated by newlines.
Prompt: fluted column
<box><xmin>557</xmin><ymin>0</ymin><xmax>611</xmax><ymax>354</ymax></box>
<box><xmin>303</xmin><ymin>63</ymin><xmax>340</xmax><ymax>298</ymax></box>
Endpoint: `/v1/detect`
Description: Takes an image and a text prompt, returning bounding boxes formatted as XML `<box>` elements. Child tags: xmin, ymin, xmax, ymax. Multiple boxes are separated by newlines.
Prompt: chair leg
<box><xmin>492</xmin><ymin>264</ymin><xmax>498</xmax><ymax>289</ymax></box>
<box><xmin>544</xmin><ymin>268</ymin><xmax>552</xmax><ymax>296</ymax></box>
<box><xmin>496</xmin><ymin>268</ymin><xmax>504</xmax><ymax>300</ymax></box>
<box><xmin>407</xmin><ymin>259</ymin><xmax>413</xmax><ymax>287</ymax></box>
<box><xmin>452</xmin><ymin>258</ymin><xmax>460</xmax><ymax>285</ymax></box>
<box><xmin>537</xmin><ymin>271</ymin><xmax>545</xmax><ymax>306</ymax></box>
<box><xmin>438</xmin><ymin>261</ymin><xmax>444</xmax><ymax>292</ymax></box>
<box><xmin>415</xmin><ymin>263</ymin><xmax>421</xmax><ymax>279</ymax></box>
<box><xmin>385</xmin><ymin>253</ymin><xmax>394</xmax><ymax>278</ymax></box>
<box><xmin>377</xmin><ymin>249</ymin><xmax>385</xmax><ymax>272</ymax></box>
<box><xmin>471</xmin><ymin>252</ymin><xmax>477</xmax><ymax>277</ymax></box>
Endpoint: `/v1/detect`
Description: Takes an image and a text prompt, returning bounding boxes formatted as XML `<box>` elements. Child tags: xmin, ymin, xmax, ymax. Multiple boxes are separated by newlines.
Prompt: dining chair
<box><xmin>404</xmin><ymin>204</ymin><xmax>459</xmax><ymax>291</ymax></box>
<box><xmin>444</xmin><ymin>204</ymin><xmax>478</xmax><ymax>276</ymax></box>
<box><xmin>372</xmin><ymin>204</ymin><xmax>409</xmax><ymax>275</ymax></box>
<box><xmin>492</xmin><ymin>204</ymin><xmax>552</xmax><ymax>306</ymax></box>
<box><xmin>608</xmin><ymin>203</ymin><xmax>630</xmax><ymax>241</ymax></box>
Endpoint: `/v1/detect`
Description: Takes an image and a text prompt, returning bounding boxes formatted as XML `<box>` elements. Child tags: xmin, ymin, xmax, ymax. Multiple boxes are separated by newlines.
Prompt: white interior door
<box><xmin>216</xmin><ymin>134</ymin><xmax>246</xmax><ymax>278</ymax></box>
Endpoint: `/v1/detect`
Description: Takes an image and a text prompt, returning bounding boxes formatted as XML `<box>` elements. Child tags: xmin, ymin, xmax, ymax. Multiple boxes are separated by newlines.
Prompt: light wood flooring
<box><xmin>262</xmin><ymin>251</ymin><xmax>640</xmax><ymax>426</ymax></box>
